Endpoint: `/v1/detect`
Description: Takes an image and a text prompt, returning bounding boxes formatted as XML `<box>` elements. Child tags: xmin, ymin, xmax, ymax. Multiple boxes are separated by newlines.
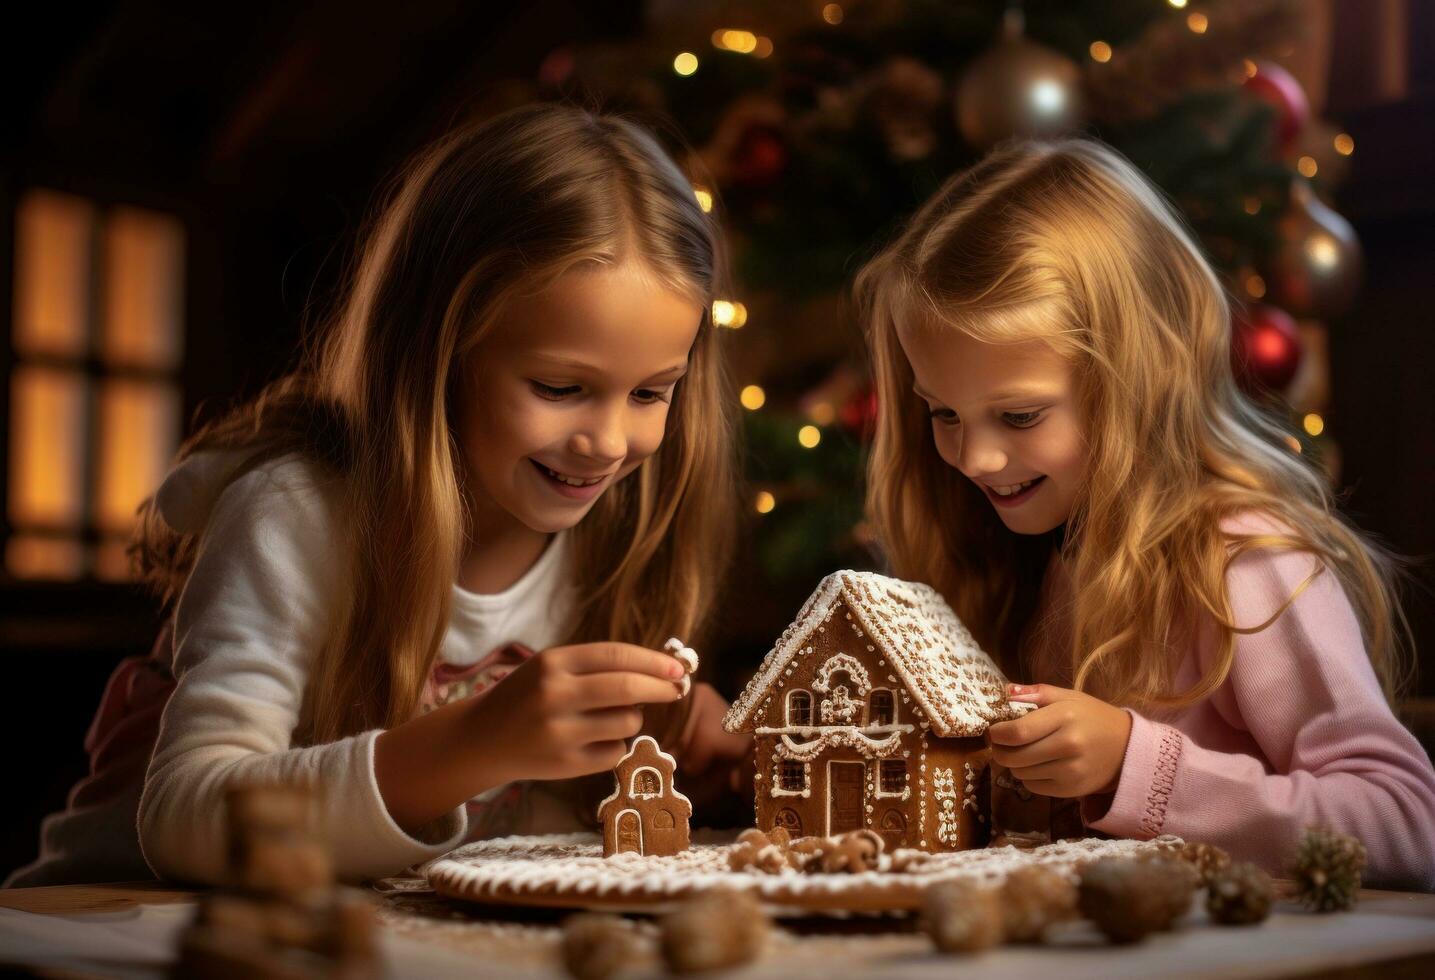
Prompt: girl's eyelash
<box><xmin>530</xmin><ymin>380</ymin><xmax>674</xmax><ymax>404</ymax></box>
<box><xmin>927</xmin><ymin>407</ymin><xmax>959</xmax><ymax>425</ymax></box>
<box><xmin>1003</xmin><ymin>410</ymin><xmax>1043</xmax><ymax>428</ymax></box>
<box><xmin>530</xmin><ymin>381</ymin><xmax>580</xmax><ymax>400</ymax></box>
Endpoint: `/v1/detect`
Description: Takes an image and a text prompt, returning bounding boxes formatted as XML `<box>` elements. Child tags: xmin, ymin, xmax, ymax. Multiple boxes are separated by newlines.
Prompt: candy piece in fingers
<box><xmin>663</xmin><ymin>637</ymin><xmax>699</xmax><ymax>696</ymax></box>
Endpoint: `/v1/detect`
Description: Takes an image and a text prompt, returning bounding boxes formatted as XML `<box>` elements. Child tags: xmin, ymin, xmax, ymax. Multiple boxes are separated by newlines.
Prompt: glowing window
<box><xmin>6</xmin><ymin>190</ymin><xmax>184</xmax><ymax>581</ymax></box>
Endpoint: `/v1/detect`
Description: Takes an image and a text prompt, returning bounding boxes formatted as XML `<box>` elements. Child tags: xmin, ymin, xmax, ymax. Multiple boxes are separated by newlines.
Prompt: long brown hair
<box><xmin>858</xmin><ymin>139</ymin><xmax>1409</xmax><ymax>710</ymax></box>
<box><xmin>135</xmin><ymin>104</ymin><xmax>738</xmax><ymax>744</ymax></box>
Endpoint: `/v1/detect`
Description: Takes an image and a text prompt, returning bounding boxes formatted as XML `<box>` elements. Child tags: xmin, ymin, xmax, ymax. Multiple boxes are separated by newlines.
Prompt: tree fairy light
<box><xmin>755</xmin><ymin>490</ymin><xmax>776</xmax><ymax>514</ymax></box>
<box><xmin>712</xmin><ymin>299</ymin><xmax>747</xmax><ymax>328</ymax></box>
<box><xmin>798</xmin><ymin>425</ymin><xmax>822</xmax><ymax>448</ymax></box>
<box><xmin>1303</xmin><ymin>413</ymin><xmax>1325</xmax><ymax>437</ymax></box>
<box><xmin>740</xmin><ymin>384</ymin><xmax>766</xmax><ymax>410</ymax></box>
<box><xmin>673</xmin><ymin>52</ymin><xmax>699</xmax><ymax>76</ymax></box>
<box><xmin>1089</xmin><ymin>41</ymin><xmax>1112</xmax><ymax>63</ymax></box>
<box><xmin>693</xmin><ymin>185</ymin><xmax>713</xmax><ymax>212</ymax></box>
<box><xmin>711</xmin><ymin>29</ymin><xmax>758</xmax><ymax>54</ymax></box>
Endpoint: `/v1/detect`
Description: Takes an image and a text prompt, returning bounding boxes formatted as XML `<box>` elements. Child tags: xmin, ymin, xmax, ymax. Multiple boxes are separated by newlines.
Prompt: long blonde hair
<box><xmin>135</xmin><ymin>104</ymin><xmax>738</xmax><ymax>743</ymax></box>
<box><xmin>858</xmin><ymin>139</ymin><xmax>1409</xmax><ymax>710</ymax></box>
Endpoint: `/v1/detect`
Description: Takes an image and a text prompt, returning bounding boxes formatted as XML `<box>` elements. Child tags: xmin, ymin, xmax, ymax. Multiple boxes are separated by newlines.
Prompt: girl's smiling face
<box><xmin>897</xmin><ymin>326</ymin><xmax>1086</xmax><ymax>535</ymax></box>
<box><xmin>457</xmin><ymin>260</ymin><xmax>702</xmax><ymax>535</ymax></box>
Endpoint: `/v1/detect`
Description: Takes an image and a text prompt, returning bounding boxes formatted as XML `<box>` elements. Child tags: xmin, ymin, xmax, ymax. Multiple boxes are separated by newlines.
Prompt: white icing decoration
<box><xmin>962</xmin><ymin>761</ymin><xmax>980</xmax><ymax>812</ymax></box>
<box><xmin>772</xmin><ymin>728</ymin><xmax>906</xmax><ymax>761</ymax></box>
<box><xmin>819</xmin><ymin>684</ymin><xmax>859</xmax><ymax>724</ymax></box>
<box><xmin>770</xmin><ymin>759</ymin><xmax>812</xmax><ymax>798</ymax></box>
<box><xmin>933</xmin><ymin>768</ymin><xmax>960</xmax><ymax>845</ymax></box>
<box><xmin>811</xmin><ymin>653</ymin><xmax>871</xmax><ymax>696</ymax></box>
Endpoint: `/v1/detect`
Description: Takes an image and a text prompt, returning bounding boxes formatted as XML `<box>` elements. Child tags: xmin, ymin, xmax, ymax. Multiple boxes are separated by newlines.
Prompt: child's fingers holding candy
<box><xmin>561</xmin><ymin>642</ymin><xmax>687</xmax><ymax>680</ymax></box>
<box><xmin>569</xmin><ymin>670</ymin><xmax>685</xmax><ymax>711</ymax></box>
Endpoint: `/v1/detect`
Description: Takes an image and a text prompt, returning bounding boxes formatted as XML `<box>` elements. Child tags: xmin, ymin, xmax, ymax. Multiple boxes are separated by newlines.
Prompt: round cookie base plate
<box><xmin>426</xmin><ymin>832</ymin><xmax>1183</xmax><ymax>914</ymax></box>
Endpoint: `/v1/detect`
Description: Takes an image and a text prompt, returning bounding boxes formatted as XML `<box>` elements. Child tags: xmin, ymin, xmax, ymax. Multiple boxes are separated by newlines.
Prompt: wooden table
<box><xmin>3</xmin><ymin>878</ymin><xmax>1435</xmax><ymax>979</ymax></box>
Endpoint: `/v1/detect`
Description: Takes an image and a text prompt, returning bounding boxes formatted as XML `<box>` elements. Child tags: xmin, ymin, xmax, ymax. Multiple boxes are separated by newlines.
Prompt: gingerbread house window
<box><xmin>878</xmin><ymin>760</ymin><xmax>908</xmax><ymax>795</ymax></box>
<box><xmin>631</xmin><ymin>767</ymin><xmax>662</xmax><ymax>799</ymax></box>
<box><xmin>787</xmin><ymin>690</ymin><xmax>813</xmax><ymax>726</ymax></box>
<box><xmin>869</xmin><ymin>689</ymin><xmax>896</xmax><ymax>726</ymax></box>
<box><xmin>778</xmin><ymin>759</ymin><xmax>807</xmax><ymax>792</ymax></box>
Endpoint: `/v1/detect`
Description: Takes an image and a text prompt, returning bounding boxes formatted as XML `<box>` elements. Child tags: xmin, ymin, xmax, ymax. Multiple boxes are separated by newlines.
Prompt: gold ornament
<box><xmin>955</xmin><ymin>8</ymin><xmax>1085</xmax><ymax>151</ymax></box>
<box><xmin>1264</xmin><ymin>180</ymin><xmax>1362</xmax><ymax>319</ymax></box>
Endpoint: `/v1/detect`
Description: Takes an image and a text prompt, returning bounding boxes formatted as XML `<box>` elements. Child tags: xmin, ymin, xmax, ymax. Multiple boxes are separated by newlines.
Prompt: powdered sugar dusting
<box><xmin>427</xmin><ymin>832</ymin><xmax>1182</xmax><ymax>911</ymax></box>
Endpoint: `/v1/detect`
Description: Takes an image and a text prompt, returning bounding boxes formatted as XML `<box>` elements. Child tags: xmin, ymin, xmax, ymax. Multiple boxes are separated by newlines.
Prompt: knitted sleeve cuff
<box><xmin>1082</xmin><ymin>710</ymin><xmax>1183</xmax><ymax>839</ymax></box>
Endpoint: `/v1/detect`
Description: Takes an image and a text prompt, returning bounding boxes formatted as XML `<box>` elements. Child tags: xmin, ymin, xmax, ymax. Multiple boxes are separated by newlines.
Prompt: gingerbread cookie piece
<box><xmin>175</xmin><ymin>784</ymin><xmax>378</xmax><ymax>978</ymax></box>
<box><xmin>597</xmin><ymin>736</ymin><xmax>693</xmax><ymax>857</ymax></box>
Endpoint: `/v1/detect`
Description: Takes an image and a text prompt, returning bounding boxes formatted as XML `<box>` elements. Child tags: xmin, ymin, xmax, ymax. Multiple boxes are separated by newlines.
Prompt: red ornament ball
<box><xmin>1243</xmin><ymin>61</ymin><xmax>1310</xmax><ymax>151</ymax></box>
<box><xmin>730</xmin><ymin>125</ymin><xmax>788</xmax><ymax>188</ymax></box>
<box><xmin>839</xmin><ymin>385</ymin><xmax>879</xmax><ymax>441</ymax></box>
<box><xmin>1233</xmin><ymin>304</ymin><xmax>1303</xmax><ymax>394</ymax></box>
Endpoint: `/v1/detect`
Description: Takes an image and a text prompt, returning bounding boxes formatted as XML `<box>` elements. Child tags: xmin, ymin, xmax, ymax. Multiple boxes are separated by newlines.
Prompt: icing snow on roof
<box><xmin>723</xmin><ymin>570</ymin><xmax>1032</xmax><ymax>738</ymax></box>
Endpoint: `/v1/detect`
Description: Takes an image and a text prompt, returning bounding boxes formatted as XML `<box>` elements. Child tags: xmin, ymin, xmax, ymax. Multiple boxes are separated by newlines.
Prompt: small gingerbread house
<box><xmin>597</xmin><ymin>736</ymin><xmax>692</xmax><ymax>857</ymax></box>
<box><xmin>722</xmin><ymin>570</ymin><xmax>1032</xmax><ymax>852</ymax></box>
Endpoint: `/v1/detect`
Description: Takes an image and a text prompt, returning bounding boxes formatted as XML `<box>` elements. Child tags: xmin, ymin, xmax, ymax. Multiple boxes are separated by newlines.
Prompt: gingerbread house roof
<box><xmin>723</xmin><ymin>570</ymin><xmax>1032</xmax><ymax>738</ymax></box>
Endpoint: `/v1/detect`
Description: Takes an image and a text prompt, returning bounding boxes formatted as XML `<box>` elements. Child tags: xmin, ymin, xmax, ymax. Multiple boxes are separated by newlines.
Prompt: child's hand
<box><xmin>469</xmin><ymin>642</ymin><xmax>686</xmax><ymax>783</ymax></box>
<box><xmin>676</xmin><ymin>682</ymin><xmax>753</xmax><ymax>809</ymax></box>
<box><xmin>986</xmin><ymin>683</ymin><xmax>1133</xmax><ymax>799</ymax></box>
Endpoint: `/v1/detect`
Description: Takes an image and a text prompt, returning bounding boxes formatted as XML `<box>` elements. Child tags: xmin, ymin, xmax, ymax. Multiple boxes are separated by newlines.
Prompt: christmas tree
<box><xmin>544</xmin><ymin>0</ymin><xmax>1359</xmax><ymax>591</ymax></box>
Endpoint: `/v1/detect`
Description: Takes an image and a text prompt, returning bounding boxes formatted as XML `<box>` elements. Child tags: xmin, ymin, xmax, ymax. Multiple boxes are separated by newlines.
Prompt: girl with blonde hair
<box><xmin>858</xmin><ymin>138</ymin><xmax>1435</xmax><ymax>888</ymax></box>
<box><xmin>10</xmin><ymin>103</ymin><xmax>747</xmax><ymax>887</ymax></box>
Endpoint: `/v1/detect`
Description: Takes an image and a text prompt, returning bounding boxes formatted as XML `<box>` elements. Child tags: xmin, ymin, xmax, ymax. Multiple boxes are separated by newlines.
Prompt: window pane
<box><xmin>102</xmin><ymin>207</ymin><xmax>185</xmax><ymax>370</ymax></box>
<box><xmin>880</xmin><ymin>760</ymin><xmax>907</xmax><ymax>793</ymax></box>
<box><xmin>13</xmin><ymin>189</ymin><xmax>95</xmax><ymax>357</ymax></box>
<box><xmin>8</xmin><ymin>366</ymin><xmax>87</xmax><ymax>527</ymax></box>
<box><xmin>5</xmin><ymin>533</ymin><xmax>83</xmax><ymax>580</ymax></box>
<box><xmin>94</xmin><ymin>379</ymin><xmax>180</xmax><ymax>533</ymax></box>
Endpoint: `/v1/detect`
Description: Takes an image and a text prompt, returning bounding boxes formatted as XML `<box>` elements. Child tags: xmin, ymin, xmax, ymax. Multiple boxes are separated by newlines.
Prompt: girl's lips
<box><xmin>529</xmin><ymin>458</ymin><xmax>611</xmax><ymax>501</ymax></box>
<box><xmin>983</xmin><ymin>475</ymin><xmax>1046</xmax><ymax>508</ymax></box>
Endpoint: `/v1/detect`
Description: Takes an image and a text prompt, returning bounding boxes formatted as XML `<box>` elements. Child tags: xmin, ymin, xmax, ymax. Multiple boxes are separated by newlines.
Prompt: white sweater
<box><xmin>135</xmin><ymin>452</ymin><xmax>576</xmax><ymax>884</ymax></box>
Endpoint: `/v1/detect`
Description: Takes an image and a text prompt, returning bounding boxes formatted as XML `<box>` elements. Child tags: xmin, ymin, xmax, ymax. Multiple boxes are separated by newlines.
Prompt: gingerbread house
<box><xmin>597</xmin><ymin>736</ymin><xmax>692</xmax><ymax>857</ymax></box>
<box><xmin>722</xmin><ymin>570</ymin><xmax>1032</xmax><ymax>852</ymax></box>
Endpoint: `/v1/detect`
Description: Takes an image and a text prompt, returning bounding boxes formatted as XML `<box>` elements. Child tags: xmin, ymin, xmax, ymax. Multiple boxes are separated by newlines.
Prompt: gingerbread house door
<box><xmin>615</xmin><ymin>810</ymin><xmax>642</xmax><ymax>854</ymax></box>
<box><xmin>828</xmin><ymin>761</ymin><xmax>865</xmax><ymax>835</ymax></box>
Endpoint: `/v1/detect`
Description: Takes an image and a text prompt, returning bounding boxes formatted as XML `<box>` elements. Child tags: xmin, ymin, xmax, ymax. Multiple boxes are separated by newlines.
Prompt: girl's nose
<box><xmin>568</xmin><ymin>408</ymin><xmax>627</xmax><ymax>463</ymax></box>
<box><xmin>955</xmin><ymin>430</ymin><xmax>1007</xmax><ymax>479</ymax></box>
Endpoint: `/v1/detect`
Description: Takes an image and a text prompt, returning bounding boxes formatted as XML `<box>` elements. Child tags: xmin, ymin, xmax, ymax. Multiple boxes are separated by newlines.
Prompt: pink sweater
<box><xmin>1075</xmin><ymin>535</ymin><xmax>1435</xmax><ymax>892</ymax></box>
